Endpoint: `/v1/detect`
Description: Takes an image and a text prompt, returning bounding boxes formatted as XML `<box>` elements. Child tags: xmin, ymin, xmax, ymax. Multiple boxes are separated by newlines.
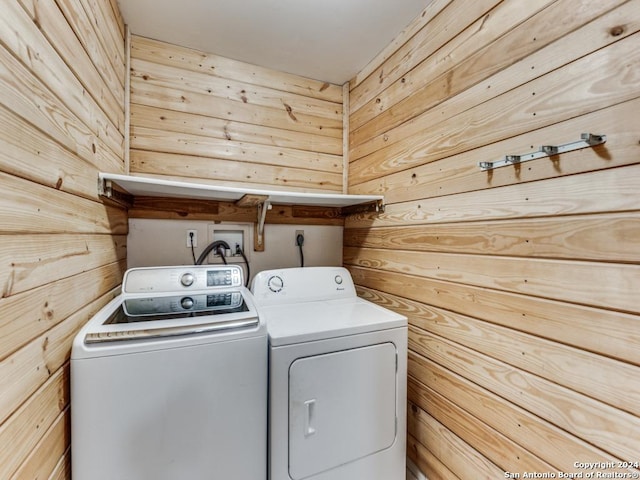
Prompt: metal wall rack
<box><xmin>478</xmin><ymin>133</ymin><xmax>606</xmax><ymax>171</ymax></box>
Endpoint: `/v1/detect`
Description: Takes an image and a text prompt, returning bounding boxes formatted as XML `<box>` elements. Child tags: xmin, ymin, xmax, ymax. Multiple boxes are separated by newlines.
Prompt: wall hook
<box><xmin>478</xmin><ymin>133</ymin><xmax>606</xmax><ymax>171</ymax></box>
<box><xmin>540</xmin><ymin>145</ymin><xmax>558</xmax><ymax>155</ymax></box>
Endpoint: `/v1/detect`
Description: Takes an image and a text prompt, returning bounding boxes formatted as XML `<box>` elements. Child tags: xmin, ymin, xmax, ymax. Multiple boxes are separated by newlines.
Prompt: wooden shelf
<box><xmin>98</xmin><ymin>173</ymin><xmax>385</xmax><ymax>251</ymax></box>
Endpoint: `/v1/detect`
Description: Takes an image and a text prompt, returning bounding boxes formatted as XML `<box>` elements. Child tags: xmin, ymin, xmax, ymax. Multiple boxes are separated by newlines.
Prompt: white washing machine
<box><xmin>251</xmin><ymin>267</ymin><xmax>407</xmax><ymax>480</ymax></box>
<box><xmin>71</xmin><ymin>265</ymin><xmax>267</xmax><ymax>480</ymax></box>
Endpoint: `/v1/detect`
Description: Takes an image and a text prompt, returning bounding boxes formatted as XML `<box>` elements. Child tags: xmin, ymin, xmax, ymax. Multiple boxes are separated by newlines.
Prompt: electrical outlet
<box><xmin>186</xmin><ymin>230</ymin><xmax>198</xmax><ymax>248</ymax></box>
<box><xmin>295</xmin><ymin>230</ymin><xmax>304</xmax><ymax>245</ymax></box>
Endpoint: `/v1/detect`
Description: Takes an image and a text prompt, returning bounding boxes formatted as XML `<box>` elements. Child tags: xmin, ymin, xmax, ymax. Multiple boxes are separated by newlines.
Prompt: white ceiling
<box><xmin>117</xmin><ymin>0</ymin><xmax>429</xmax><ymax>85</ymax></box>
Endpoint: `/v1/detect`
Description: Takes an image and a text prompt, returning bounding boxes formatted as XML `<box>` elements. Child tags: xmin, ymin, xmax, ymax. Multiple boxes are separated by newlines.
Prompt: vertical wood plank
<box><xmin>342</xmin><ymin>81</ymin><xmax>350</xmax><ymax>194</ymax></box>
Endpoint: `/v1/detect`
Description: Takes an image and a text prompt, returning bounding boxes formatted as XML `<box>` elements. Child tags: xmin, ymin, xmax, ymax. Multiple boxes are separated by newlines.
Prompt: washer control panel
<box><xmin>123</xmin><ymin>291</ymin><xmax>244</xmax><ymax>315</ymax></box>
<box><xmin>123</xmin><ymin>265</ymin><xmax>243</xmax><ymax>294</ymax></box>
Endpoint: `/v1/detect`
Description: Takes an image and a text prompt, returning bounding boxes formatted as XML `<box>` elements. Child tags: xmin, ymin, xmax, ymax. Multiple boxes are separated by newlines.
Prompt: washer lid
<box><xmin>260</xmin><ymin>298</ymin><xmax>406</xmax><ymax>346</ymax></box>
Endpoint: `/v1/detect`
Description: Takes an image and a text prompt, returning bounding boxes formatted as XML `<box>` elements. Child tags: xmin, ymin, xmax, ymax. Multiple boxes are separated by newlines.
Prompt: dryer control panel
<box><xmin>251</xmin><ymin>267</ymin><xmax>356</xmax><ymax>306</ymax></box>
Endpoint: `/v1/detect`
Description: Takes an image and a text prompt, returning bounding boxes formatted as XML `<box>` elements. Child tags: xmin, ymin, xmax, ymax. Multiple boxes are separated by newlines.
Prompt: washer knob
<box><xmin>335</xmin><ymin>275</ymin><xmax>343</xmax><ymax>285</ymax></box>
<box><xmin>180</xmin><ymin>272</ymin><xmax>195</xmax><ymax>287</ymax></box>
<box><xmin>181</xmin><ymin>297</ymin><xmax>194</xmax><ymax>309</ymax></box>
<box><xmin>267</xmin><ymin>275</ymin><xmax>284</xmax><ymax>293</ymax></box>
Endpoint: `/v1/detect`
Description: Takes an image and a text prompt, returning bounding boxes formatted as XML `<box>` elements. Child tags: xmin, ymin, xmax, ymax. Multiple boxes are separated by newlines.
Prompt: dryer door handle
<box><xmin>304</xmin><ymin>399</ymin><xmax>317</xmax><ymax>437</ymax></box>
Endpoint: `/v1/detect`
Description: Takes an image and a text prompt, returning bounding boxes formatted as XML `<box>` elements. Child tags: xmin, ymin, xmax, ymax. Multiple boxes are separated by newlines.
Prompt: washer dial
<box><xmin>180</xmin><ymin>297</ymin><xmax>195</xmax><ymax>309</ymax></box>
<box><xmin>180</xmin><ymin>272</ymin><xmax>195</xmax><ymax>287</ymax></box>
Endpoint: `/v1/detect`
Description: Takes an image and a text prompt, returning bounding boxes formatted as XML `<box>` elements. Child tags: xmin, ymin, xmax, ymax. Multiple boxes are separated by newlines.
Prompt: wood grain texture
<box><xmin>349</xmin><ymin>98</ymin><xmax>640</xmax><ymax>203</ymax></box>
<box><xmin>409</xmin><ymin>327</ymin><xmax>640</xmax><ymax>460</ymax></box>
<box><xmin>345</xmin><ymin>246</ymin><xmax>640</xmax><ymax>313</ymax></box>
<box><xmin>21</xmin><ymin>0</ymin><xmax>124</xmax><ymax>132</ymax></box>
<box><xmin>130</xmin><ymin>79</ymin><xmax>342</xmax><ymax>138</ymax></box>
<box><xmin>350</xmin><ymin>0</ymin><xmax>630</xmax><ymax>149</ymax></box>
<box><xmin>350</xmin><ymin>0</ymin><xmax>453</xmax><ymax>89</ymax></box>
<box><xmin>350</xmin><ymin>0</ymin><xmax>556</xmax><ymax>133</ymax></box>
<box><xmin>350</xmin><ymin>267</ymin><xmax>640</xmax><ymax>366</ymax></box>
<box><xmin>0</xmin><ymin>289</ymin><xmax>118</xmax><ymax>425</ymax></box>
<box><xmin>77</xmin><ymin>0</ymin><xmax>125</xmax><ymax>81</ymax></box>
<box><xmin>0</xmin><ymin>234</ymin><xmax>126</xmax><ymax>297</ymax></box>
<box><xmin>407</xmin><ymin>432</ymin><xmax>460</xmax><ymax>480</ymax></box>
<box><xmin>131</xmin><ymin>35</ymin><xmax>342</xmax><ymax>103</ymax></box>
<box><xmin>0</xmin><ymin>105</ymin><xmax>117</xmax><ymax>200</ymax></box>
<box><xmin>349</xmin><ymin>0</ymin><xmax>501</xmax><ymax>113</ymax></box>
<box><xmin>0</xmin><ymin>366</ymin><xmax>68</xmax><ymax>479</ymax></box>
<box><xmin>0</xmin><ymin>172</ymin><xmax>128</xmax><ymax>234</ymax></box>
<box><xmin>344</xmin><ymin>213</ymin><xmax>640</xmax><ymax>262</ymax></box>
<box><xmin>351</xmin><ymin>35</ymin><xmax>640</xmax><ymax>184</ymax></box>
<box><xmin>0</xmin><ymin>0</ymin><xmax>125</xmax><ymax>475</ymax></box>
<box><xmin>131</xmin><ymin>57</ymin><xmax>342</xmax><ymax>121</ymax></box>
<box><xmin>408</xmin><ymin>402</ymin><xmax>504</xmax><ymax>480</ymax></box>
<box><xmin>56</xmin><ymin>0</ymin><xmax>125</xmax><ymax>96</ymax></box>
<box><xmin>347</xmin><ymin>0</ymin><xmax>640</xmax><ymax>477</ymax></box>
<box><xmin>0</xmin><ymin>45</ymin><xmax>103</xmax><ymax>170</ymax></box>
<box><xmin>413</xmin><ymin>308</ymin><xmax>640</xmax><ymax>416</ymax></box>
<box><xmin>346</xmin><ymin>164</ymin><xmax>640</xmax><ymax>228</ymax></box>
<box><xmin>48</xmin><ymin>447</ymin><xmax>71</xmax><ymax>480</ymax></box>
<box><xmin>0</xmin><ymin>264</ymin><xmax>124</xmax><ymax>362</ymax></box>
<box><xmin>130</xmin><ymin>36</ymin><xmax>345</xmax><ymax>195</ymax></box>
<box><xmin>407</xmin><ymin>351</ymin><xmax>631</xmax><ymax>472</ymax></box>
<box><xmin>10</xmin><ymin>407</ymin><xmax>69</xmax><ymax>480</ymax></box>
<box><xmin>342</xmin><ymin>82</ymin><xmax>349</xmax><ymax>194</ymax></box>
<box><xmin>1</xmin><ymin>0</ymin><xmax>123</xmax><ymax>158</ymax></box>
<box><xmin>408</xmin><ymin>378</ymin><xmax>555</xmax><ymax>474</ymax></box>
<box><xmin>131</xmin><ymin>126</ymin><xmax>342</xmax><ymax>173</ymax></box>
<box><xmin>131</xmin><ymin>104</ymin><xmax>342</xmax><ymax>155</ymax></box>
<box><xmin>128</xmin><ymin>197</ymin><xmax>344</xmax><ymax>226</ymax></box>
<box><xmin>130</xmin><ymin>150</ymin><xmax>343</xmax><ymax>192</ymax></box>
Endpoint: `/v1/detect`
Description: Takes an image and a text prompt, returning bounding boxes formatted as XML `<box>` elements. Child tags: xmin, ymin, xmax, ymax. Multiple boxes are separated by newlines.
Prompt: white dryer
<box><xmin>251</xmin><ymin>267</ymin><xmax>407</xmax><ymax>480</ymax></box>
<box><xmin>72</xmin><ymin>265</ymin><xmax>267</xmax><ymax>480</ymax></box>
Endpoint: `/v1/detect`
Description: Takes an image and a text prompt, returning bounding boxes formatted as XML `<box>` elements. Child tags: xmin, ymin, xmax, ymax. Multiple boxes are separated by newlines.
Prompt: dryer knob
<box><xmin>180</xmin><ymin>272</ymin><xmax>195</xmax><ymax>287</ymax></box>
<box><xmin>181</xmin><ymin>297</ymin><xmax>194</xmax><ymax>309</ymax></box>
<box><xmin>267</xmin><ymin>275</ymin><xmax>284</xmax><ymax>293</ymax></box>
<box><xmin>335</xmin><ymin>275</ymin><xmax>343</xmax><ymax>285</ymax></box>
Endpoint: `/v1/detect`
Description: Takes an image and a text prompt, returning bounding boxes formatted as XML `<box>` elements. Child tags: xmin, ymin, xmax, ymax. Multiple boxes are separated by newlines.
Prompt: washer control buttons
<box><xmin>267</xmin><ymin>275</ymin><xmax>284</xmax><ymax>293</ymax></box>
<box><xmin>180</xmin><ymin>272</ymin><xmax>195</xmax><ymax>287</ymax></box>
<box><xmin>334</xmin><ymin>275</ymin><xmax>343</xmax><ymax>285</ymax></box>
<box><xmin>180</xmin><ymin>297</ymin><xmax>194</xmax><ymax>309</ymax></box>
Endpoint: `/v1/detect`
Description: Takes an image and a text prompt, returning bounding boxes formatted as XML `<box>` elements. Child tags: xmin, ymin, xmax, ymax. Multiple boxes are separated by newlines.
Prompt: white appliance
<box><xmin>251</xmin><ymin>267</ymin><xmax>407</xmax><ymax>480</ymax></box>
<box><xmin>71</xmin><ymin>265</ymin><xmax>267</xmax><ymax>480</ymax></box>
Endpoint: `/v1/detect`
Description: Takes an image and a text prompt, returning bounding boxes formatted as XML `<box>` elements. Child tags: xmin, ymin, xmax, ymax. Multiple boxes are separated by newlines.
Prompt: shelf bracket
<box><xmin>254</xmin><ymin>199</ymin><xmax>272</xmax><ymax>252</ymax></box>
<box><xmin>478</xmin><ymin>133</ymin><xmax>606</xmax><ymax>171</ymax></box>
<box><xmin>341</xmin><ymin>199</ymin><xmax>386</xmax><ymax>216</ymax></box>
<box><xmin>98</xmin><ymin>178</ymin><xmax>133</xmax><ymax>208</ymax></box>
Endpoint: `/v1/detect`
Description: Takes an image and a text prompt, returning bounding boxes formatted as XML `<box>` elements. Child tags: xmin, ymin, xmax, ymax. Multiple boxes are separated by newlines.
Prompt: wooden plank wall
<box><xmin>345</xmin><ymin>0</ymin><xmax>640</xmax><ymax>478</ymax></box>
<box><xmin>0</xmin><ymin>0</ymin><xmax>126</xmax><ymax>477</ymax></box>
<box><xmin>129</xmin><ymin>36</ymin><xmax>345</xmax><ymax>193</ymax></box>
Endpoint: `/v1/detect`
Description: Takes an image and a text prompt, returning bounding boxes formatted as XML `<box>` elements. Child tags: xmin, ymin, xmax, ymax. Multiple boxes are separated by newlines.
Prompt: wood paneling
<box><xmin>131</xmin><ymin>104</ymin><xmax>342</xmax><ymax>155</ymax></box>
<box><xmin>350</xmin><ymin>33</ymin><xmax>639</xmax><ymax>184</ymax></box>
<box><xmin>131</xmin><ymin>36</ymin><xmax>341</xmax><ymax>103</ymax></box>
<box><xmin>129</xmin><ymin>36</ymin><xmax>345</xmax><ymax>193</ymax></box>
<box><xmin>0</xmin><ymin>0</ymin><xmax>126</xmax><ymax>477</ymax></box>
<box><xmin>349</xmin><ymin>98</ymin><xmax>640</xmax><ymax>203</ymax></box>
<box><xmin>128</xmin><ymin>197</ymin><xmax>343</xmax><ymax>226</ymax></box>
<box><xmin>350</xmin><ymin>0</ymin><xmax>631</xmax><ymax>150</ymax></box>
<box><xmin>346</xmin><ymin>0</ymin><xmax>640</xmax><ymax>478</ymax></box>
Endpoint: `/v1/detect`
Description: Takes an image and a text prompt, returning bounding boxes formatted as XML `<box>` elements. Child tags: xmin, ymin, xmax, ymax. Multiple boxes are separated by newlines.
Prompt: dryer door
<box><xmin>288</xmin><ymin>342</ymin><xmax>397</xmax><ymax>479</ymax></box>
